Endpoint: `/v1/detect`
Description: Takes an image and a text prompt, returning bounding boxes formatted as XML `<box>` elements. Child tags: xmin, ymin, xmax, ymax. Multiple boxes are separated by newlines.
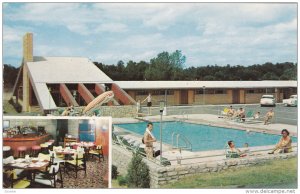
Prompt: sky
<box><xmin>3</xmin><ymin>2</ymin><xmax>297</xmax><ymax>68</ymax></box>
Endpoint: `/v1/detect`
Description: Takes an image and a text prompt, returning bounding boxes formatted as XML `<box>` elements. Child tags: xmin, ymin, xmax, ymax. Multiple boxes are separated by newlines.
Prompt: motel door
<box><xmin>180</xmin><ymin>90</ymin><xmax>188</xmax><ymax>105</ymax></box>
<box><xmin>232</xmin><ymin>89</ymin><xmax>240</xmax><ymax>104</ymax></box>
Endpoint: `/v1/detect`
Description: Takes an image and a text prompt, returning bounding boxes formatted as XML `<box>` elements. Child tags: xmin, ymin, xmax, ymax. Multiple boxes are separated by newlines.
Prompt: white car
<box><xmin>282</xmin><ymin>95</ymin><xmax>297</xmax><ymax>107</ymax></box>
<box><xmin>260</xmin><ymin>95</ymin><xmax>276</xmax><ymax>107</ymax></box>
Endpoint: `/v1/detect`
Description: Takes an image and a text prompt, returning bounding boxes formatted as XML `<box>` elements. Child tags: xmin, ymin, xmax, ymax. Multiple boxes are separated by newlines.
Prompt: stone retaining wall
<box><xmin>148</xmin><ymin>152</ymin><xmax>297</xmax><ymax>188</ymax></box>
<box><xmin>99</xmin><ymin>106</ymin><xmax>136</xmax><ymax>118</ymax></box>
<box><xmin>112</xmin><ymin>145</ymin><xmax>133</xmax><ymax>175</ymax></box>
<box><xmin>112</xmin><ymin>145</ymin><xmax>297</xmax><ymax>188</ymax></box>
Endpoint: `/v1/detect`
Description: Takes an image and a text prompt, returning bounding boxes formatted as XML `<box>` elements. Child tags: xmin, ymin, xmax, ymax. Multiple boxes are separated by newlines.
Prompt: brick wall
<box><xmin>194</xmin><ymin>94</ymin><xmax>231</xmax><ymax>104</ymax></box>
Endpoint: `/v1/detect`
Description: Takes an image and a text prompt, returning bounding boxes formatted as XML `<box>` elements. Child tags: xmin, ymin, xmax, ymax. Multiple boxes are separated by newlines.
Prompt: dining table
<box><xmin>3</xmin><ymin>157</ymin><xmax>50</xmax><ymax>184</ymax></box>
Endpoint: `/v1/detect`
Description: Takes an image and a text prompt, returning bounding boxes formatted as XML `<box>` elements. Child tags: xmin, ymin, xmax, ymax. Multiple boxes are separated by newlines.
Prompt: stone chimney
<box><xmin>22</xmin><ymin>33</ymin><xmax>33</xmax><ymax>112</ymax></box>
<box><xmin>23</xmin><ymin>32</ymin><xmax>33</xmax><ymax>62</ymax></box>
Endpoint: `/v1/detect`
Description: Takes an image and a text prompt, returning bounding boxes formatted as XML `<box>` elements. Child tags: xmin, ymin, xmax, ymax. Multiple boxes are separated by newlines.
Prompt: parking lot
<box><xmin>141</xmin><ymin>103</ymin><xmax>297</xmax><ymax>125</ymax></box>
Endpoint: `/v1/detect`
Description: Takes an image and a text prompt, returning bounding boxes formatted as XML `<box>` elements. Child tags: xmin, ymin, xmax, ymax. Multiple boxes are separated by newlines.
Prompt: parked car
<box><xmin>260</xmin><ymin>95</ymin><xmax>276</xmax><ymax>107</ymax></box>
<box><xmin>282</xmin><ymin>95</ymin><xmax>297</xmax><ymax>107</ymax></box>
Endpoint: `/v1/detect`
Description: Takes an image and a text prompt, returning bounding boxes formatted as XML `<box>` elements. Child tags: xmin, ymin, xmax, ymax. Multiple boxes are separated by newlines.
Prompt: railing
<box><xmin>171</xmin><ymin>132</ymin><xmax>192</xmax><ymax>151</ymax></box>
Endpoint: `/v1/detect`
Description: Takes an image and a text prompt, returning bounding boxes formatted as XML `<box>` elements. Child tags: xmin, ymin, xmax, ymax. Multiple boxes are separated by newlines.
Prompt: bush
<box><xmin>126</xmin><ymin>153</ymin><xmax>150</xmax><ymax>188</ymax></box>
<box><xmin>112</xmin><ymin>165</ymin><xmax>119</xmax><ymax>179</ymax></box>
<box><xmin>117</xmin><ymin>175</ymin><xmax>128</xmax><ymax>186</ymax></box>
<box><xmin>14</xmin><ymin>103</ymin><xmax>22</xmax><ymax>113</ymax></box>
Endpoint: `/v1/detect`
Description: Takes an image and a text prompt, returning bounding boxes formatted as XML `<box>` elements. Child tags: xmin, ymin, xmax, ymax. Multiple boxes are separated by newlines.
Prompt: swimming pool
<box><xmin>116</xmin><ymin>121</ymin><xmax>297</xmax><ymax>152</ymax></box>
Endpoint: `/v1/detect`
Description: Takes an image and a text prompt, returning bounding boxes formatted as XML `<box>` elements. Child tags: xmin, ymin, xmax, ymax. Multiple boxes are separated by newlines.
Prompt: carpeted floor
<box><xmin>31</xmin><ymin>156</ymin><xmax>108</xmax><ymax>189</ymax></box>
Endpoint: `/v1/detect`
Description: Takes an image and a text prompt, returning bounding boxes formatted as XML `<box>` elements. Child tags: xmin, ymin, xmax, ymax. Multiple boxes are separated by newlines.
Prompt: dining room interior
<box><xmin>2</xmin><ymin>116</ymin><xmax>110</xmax><ymax>189</ymax></box>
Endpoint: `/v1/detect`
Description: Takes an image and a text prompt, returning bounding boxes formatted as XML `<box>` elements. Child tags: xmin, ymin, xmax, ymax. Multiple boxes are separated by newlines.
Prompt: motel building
<box><xmin>11</xmin><ymin>33</ymin><xmax>297</xmax><ymax>114</ymax></box>
<box><xmin>116</xmin><ymin>81</ymin><xmax>297</xmax><ymax>106</ymax></box>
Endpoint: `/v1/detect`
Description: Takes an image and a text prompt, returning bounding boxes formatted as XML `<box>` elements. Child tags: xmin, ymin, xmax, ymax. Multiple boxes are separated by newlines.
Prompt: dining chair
<box><xmin>3</xmin><ymin>168</ymin><xmax>30</xmax><ymax>189</ymax></box>
<box><xmin>65</xmin><ymin>150</ymin><xmax>86</xmax><ymax>178</ymax></box>
<box><xmin>33</xmin><ymin>162</ymin><xmax>63</xmax><ymax>188</ymax></box>
<box><xmin>88</xmin><ymin>145</ymin><xmax>104</xmax><ymax>162</ymax></box>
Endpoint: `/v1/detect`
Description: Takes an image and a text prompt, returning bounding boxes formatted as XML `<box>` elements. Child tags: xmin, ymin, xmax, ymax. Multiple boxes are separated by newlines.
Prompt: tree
<box><xmin>262</xmin><ymin>72</ymin><xmax>279</xmax><ymax>80</ymax></box>
<box><xmin>3</xmin><ymin>64</ymin><xmax>19</xmax><ymax>89</ymax></box>
<box><xmin>91</xmin><ymin>54</ymin><xmax>296</xmax><ymax>81</ymax></box>
<box><xmin>145</xmin><ymin>50</ymin><xmax>186</xmax><ymax>80</ymax></box>
<box><xmin>126</xmin><ymin>153</ymin><xmax>150</xmax><ymax>188</ymax></box>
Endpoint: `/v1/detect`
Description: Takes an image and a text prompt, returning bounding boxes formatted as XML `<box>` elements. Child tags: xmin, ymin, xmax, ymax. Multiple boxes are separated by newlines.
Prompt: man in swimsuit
<box><xmin>143</xmin><ymin>123</ymin><xmax>156</xmax><ymax>159</ymax></box>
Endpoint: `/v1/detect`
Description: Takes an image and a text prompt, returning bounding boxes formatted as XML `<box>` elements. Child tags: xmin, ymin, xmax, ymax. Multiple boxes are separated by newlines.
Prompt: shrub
<box><xmin>126</xmin><ymin>153</ymin><xmax>150</xmax><ymax>188</ymax></box>
<box><xmin>14</xmin><ymin>103</ymin><xmax>22</xmax><ymax>113</ymax></box>
<box><xmin>8</xmin><ymin>98</ymin><xmax>14</xmax><ymax>104</ymax></box>
<box><xmin>112</xmin><ymin>165</ymin><xmax>119</xmax><ymax>179</ymax></box>
<box><xmin>117</xmin><ymin>175</ymin><xmax>128</xmax><ymax>186</ymax></box>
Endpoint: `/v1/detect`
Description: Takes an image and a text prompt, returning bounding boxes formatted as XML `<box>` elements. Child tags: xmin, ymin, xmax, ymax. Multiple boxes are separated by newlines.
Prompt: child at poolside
<box><xmin>226</xmin><ymin>140</ymin><xmax>247</xmax><ymax>158</ymax></box>
<box><xmin>253</xmin><ymin>111</ymin><xmax>261</xmax><ymax>119</ymax></box>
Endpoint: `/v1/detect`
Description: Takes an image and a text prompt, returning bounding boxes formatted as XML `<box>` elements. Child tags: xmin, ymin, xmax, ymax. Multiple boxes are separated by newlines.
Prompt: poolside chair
<box><xmin>114</xmin><ymin>135</ymin><xmax>128</xmax><ymax>149</ymax></box>
<box><xmin>220</xmin><ymin>108</ymin><xmax>229</xmax><ymax>117</ymax></box>
<box><xmin>244</xmin><ymin>111</ymin><xmax>264</xmax><ymax>124</ymax></box>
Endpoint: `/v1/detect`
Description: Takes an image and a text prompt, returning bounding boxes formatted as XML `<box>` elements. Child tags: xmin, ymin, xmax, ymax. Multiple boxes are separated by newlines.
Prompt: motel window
<box><xmin>195</xmin><ymin>89</ymin><xmax>204</xmax><ymax>94</ymax></box>
<box><xmin>246</xmin><ymin>90</ymin><xmax>255</xmax><ymax>94</ymax></box>
<box><xmin>136</xmin><ymin>90</ymin><xmax>148</xmax><ymax>95</ymax></box>
<box><xmin>205</xmin><ymin>89</ymin><xmax>215</xmax><ymax>94</ymax></box>
<box><xmin>166</xmin><ymin>90</ymin><xmax>174</xmax><ymax>95</ymax></box>
<box><xmin>255</xmin><ymin>89</ymin><xmax>265</xmax><ymax>93</ymax></box>
<box><xmin>215</xmin><ymin>89</ymin><xmax>226</xmax><ymax>94</ymax></box>
<box><xmin>152</xmin><ymin>90</ymin><xmax>165</xmax><ymax>95</ymax></box>
<box><xmin>266</xmin><ymin>88</ymin><xmax>275</xmax><ymax>93</ymax></box>
<box><xmin>195</xmin><ymin>89</ymin><xmax>222</xmax><ymax>94</ymax></box>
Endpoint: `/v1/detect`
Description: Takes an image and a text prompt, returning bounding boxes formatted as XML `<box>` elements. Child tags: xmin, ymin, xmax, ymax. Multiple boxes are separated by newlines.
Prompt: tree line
<box><xmin>3</xmin><ymin>50</ymin><xmax>297</xmax><ymax>89</ymax></box>
<box><xmin>94</xmin><ymin>50</ymin><xmax>297</xmax><ymax>81</ymax></box>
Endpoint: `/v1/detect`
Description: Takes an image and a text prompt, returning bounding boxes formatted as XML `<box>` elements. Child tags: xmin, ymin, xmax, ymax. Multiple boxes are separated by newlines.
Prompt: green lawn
<box><xmin>111</xmin><ymin>179</ymin><xmax>127</xmax><ymax>189</ymax></box>
<box><xmin>163</xmin><ymin>157</ymin><xmax>297</xmax><ymax>189</ymax></box>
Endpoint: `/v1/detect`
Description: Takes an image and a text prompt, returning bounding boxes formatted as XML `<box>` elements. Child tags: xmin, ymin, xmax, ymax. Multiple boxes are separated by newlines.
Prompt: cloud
<box><xmin>3</xmin><ymin>25</ymin><xmax>31</xmax><ymax>42</ymax></box>
<box><xmin>3</xmin><ymin>3</ymin><xmax>297</xmax><ymax>67</ymax></box>
<box><xmin>95</xmin><ymin>23</ymin><xmax>128</xmax><ymax>33</ymax></box>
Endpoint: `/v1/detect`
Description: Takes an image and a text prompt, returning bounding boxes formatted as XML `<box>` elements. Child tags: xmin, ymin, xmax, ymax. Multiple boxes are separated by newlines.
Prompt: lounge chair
<box><xmin>244</xmin><ymin>111</ymin><xmax>264</xmax><ymax>124</ymax></box>
<box><xmin>220</xmin><ymin>108</ymin><xmax>229</xmax><ymax>118</ymax></box>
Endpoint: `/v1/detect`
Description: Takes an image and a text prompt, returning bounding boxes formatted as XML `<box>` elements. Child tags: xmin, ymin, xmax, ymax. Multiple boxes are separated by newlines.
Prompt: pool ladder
<box><xmin>171</xmin><ymin>132</ymin><xmax>192</xmax><ymax>151</ymax></box>
<box><xmin>177</xmin><ymin>112</ymin><xmax>188</xmax><ymax>122</ymax></box>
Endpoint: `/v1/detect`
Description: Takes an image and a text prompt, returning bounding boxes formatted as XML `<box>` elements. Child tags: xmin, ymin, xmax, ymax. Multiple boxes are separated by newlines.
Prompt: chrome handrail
<box><xmin>172</xmin><ymin>132</ymin><xmax>192</xmax><ymax>151</ymax></box>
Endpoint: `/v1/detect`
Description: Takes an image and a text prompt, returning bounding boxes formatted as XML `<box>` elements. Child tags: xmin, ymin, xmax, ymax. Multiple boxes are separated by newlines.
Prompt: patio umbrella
<box><xmin>83</xmin><ymin>91</ymin><xmax>114</xmax><ymax>114</ymax></box>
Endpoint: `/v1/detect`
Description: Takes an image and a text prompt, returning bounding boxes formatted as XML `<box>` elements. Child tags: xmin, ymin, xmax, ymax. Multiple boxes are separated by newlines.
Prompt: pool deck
<box><xmin>112</xmin><ymin>113</ymin><xmax>297</xmax><ymax>166</ymax></box>
<box><xmin>113</xmin><ymin>113</ymin><xmax>297</xmax><ymax>136</ymax></box>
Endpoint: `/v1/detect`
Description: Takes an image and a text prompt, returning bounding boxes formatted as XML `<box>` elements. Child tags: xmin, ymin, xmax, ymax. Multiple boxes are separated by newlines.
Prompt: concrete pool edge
<box><xmin>112</xmin><ymin>113</ymin><xmax>298</xmax><ymax>137</ymax></box>
<box><xmin>113</xmin><ymin>123</ymin><xmax>297</xmax><ymax>166</ymax></box>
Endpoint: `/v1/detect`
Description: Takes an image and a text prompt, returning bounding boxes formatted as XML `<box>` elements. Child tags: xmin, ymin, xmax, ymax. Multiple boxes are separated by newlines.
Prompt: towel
<box><xmin>146</xmin><ymin>128</ymin><xmax>155</xmax><ymax>139</ymax></box>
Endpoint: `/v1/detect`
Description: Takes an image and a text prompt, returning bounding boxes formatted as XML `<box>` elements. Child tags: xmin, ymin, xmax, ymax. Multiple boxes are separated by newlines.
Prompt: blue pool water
<box><xmin>116</xmin><ymin>122</ymin><xmax>297</xmax><ymax>152</ymax></box>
